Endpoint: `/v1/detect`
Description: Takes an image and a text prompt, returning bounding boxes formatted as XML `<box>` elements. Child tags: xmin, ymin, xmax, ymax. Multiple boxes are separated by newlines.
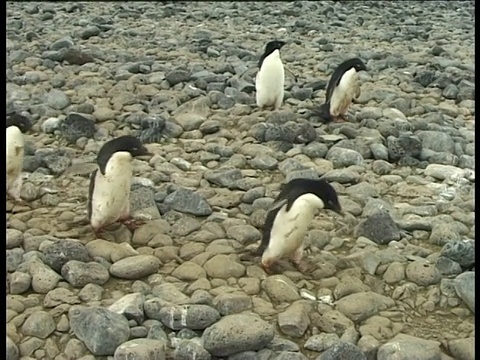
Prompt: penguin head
<box><xmin>264</xmin><ymin>40</ymin><xmax>286</xmax><ymax>55</ymax></box>
<box><xmin>6</xmin><ymin>113</ymin><xmax>32</xmax><ymax>133</ymax></box>
<box><xmin>345</xmin><ymin>58</ymin><xmax>367</xmax><ymax>73</ymax></box>
<box><xmin>96</xmin><ymin>135</ymin><xmax>152</xmax><ymax>175</ymax></box>
<box><xmin>313</xmin><ymin>179</ymin><xmax>343</xmax><ymax>215</ymax></box>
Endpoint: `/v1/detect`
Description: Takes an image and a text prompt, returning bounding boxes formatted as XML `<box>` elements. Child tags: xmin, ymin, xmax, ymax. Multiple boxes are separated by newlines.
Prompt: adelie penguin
<box><xmin>252</xmin><ymin>178</ymin><xmax>343</xmax><ymax>274</ymax></box>
<box><xmin>314</xmin><ymin>57</ymin><xmax>367</xmax><ymax>123</ymax></box>
<box><xmin>6</xmin><ymin>112</ymin><xmax>32</xmax><ymax>205</ymax></box>
<box><xmin>255</xmin><ymin>40</ymin><xmax>287</xmax><ymax>110</ymax></box>
<box><xmin>88</xmin><ymin>135</ymin><xmax>152</xmax><ymax>237</ymax></box>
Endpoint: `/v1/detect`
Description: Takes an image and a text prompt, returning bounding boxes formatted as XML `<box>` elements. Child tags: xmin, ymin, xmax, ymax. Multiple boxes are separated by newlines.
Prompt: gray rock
<box><xmin>405</xmin><ymin>260</ymin><xmax>441</xmax><ymax>286</ymax></box>
<box><xmin>50</xmin><ymin>37</ymin><xmax>74</xmax><ymax>51</ymax></box>
<box><xmin>226</xmin><ymin>225</ymin><xmax>261</xmax><ymax>245</ymax></box>
<box><xmin>447</xmin><ymin>337</ymin><xmax>474</xmax><ymax>360</ymax></box>
<box><xmin>262</xmin><ymin>275</ymin><xmax>300</xmax><ymax>304</ymax></box>
<box><xmin>316</xmin><ymin>342</ymin><xmax>367</xmax><ymax>360</ymax></box>
<box><xmin>326</xmin><ymin>147</ymin><xmax>364</xmax><ymax>168</ymax></box>
<box><xmin>302</xmin><ymin>142</ymin><xmax>329</xmax><ymax>158</ymax></box>
<box><xmin>69</xmin><ymin>305</ymin><xmax>130</xmax><ymax>356</ymax></box>
<box><xmin>335</xmin><ymin>292</ymin><xmax>395</xmax><ymax>322</ymax></box>
<box><xmin>166</xmin><ymin>69</ymin><xmax>190</xmax><ymax>86</ymax></box>
<box><xmin>60</xmin><ymin>113</ymin><xmax>96</xmax><ymax>144</ymax></box>
<box><xmin>204</xmin><ymin>168</ymin><xmax>243</xmax><ymax>187</ymax></box>
<box><xmin>305</xmin><ymin>333</ymin><xmax>340</xmax><ymax>352</ymax></box>
<box><xmin>6</xmin><ymin>248</ymin><xmax>24</xmax><ymax>272</ymax></box>
<box><xmin>61</xmin><ymin>260</ymin><xmax>110</xmax><ymax>288</ymax></box>
<box><xmin>42</xmin><ymin>239</ymin><xmax>91</xmax><ymax>273</ymax></box>
<box><xmin>278</xmin><ymin>302</ymin><xmax>310</xmax><ymax>338</ymax></box>
<box><xmin>213</xmin><ymin>293</ymin><xmax>253</xmax><ymax>315</ymax></box>
<box><xmin>387</xmin><ymin>135</ymin><xmax>422</xmax><ymax>162</ymax></box>
<box><xmin>267</xmin><ymin>337</ymin><xmax>300</xmax><ymax>352</ymax></box>
<box><xmin>114</xmin><ymin>339</ymin><xmax>166</xmax><ymax>360</ymax></box>
<box><xmin>159</xmin><ymin>304</ymin><xmax>220</xmax><ymax>330</ymax></box>
<box><xmin>370</xmin><ymin>144</ymin><xmax>390</xmax><ymax>161</ymax></box>
<box><xmin>322</xmin><ymin>169</ymin><xmax>361</xmax><ymax>184</ymax></box>
<box><xmin>354</xmin><ymin>211</ymin><xmax>400</xmax><ymax>245</ymax></box>
<box><xmin>203</xmin><ymin>314</ymin><xmax>275</xmax><ymax>357</ymax></box>
<box><xmin>9</xmin><ymin>271</ymin><xmax>32</xmax><ymax>294</ymax></box>
<box><xmin>163</xmin><ymin>188</ymin><xmax>212</xmax><ymax>216</ymax></box>
<box><xmin>203</xmin><ymin>254</ymin><xmax>246</xmax><ymax>279</ymax></box>
<box><xmin>435</xmin><ymin>256</ymin><xmax>462</xmax><ymax>276</ymax></box>
<box><xmin>276</xmin><ymin>352</ymin><xmax>309</xmax><ymax>360</ymax></box>
<box><xmin>454</xmin><ymin>272</ymin><xmax>474</xmax><ymax>313</ymax></box>
<box><xmin>78</xmin><ymin>25</ymin><xmax>101</xmax><ymax>39</ymax></box>
<box><xmin>45</xmin><ymin>89</ymin><xmax>70</xmax><ymax>110</ymax></box>
<box><xmin>440</xmin><ymin>239</ymin><xmax>475</xmax><ymax>268</ymax></box>
<box><xmin>249</xmin><ymin>155</ymin><xmax>279</xmax><ymax>170</ymax></box>
<box><xmin>6</xmin><ymin>228</ymin><xmax>23</xmax><ymax>249</ymax></box>
<box><xmin>108</xmin><ymin>293</ymin><xmax>145</xmax><ymax>324</ymax></box>
<box><xmin>42</xmin><ymin>153</ymin><xmax>72</xmax><ymax>175</ymax></box>
<box><xmin>21</xmin><ymin>311</ymin><xmax>56</xmax><ymax>339</ymax></box>
<box><xmin>130</xmin><ymin>184</ymin><xmax>161</xmax><ymax>221</ymax></box>
<box><xmin>417</xmin><ymin>130</ymin><xmax>455</xmax><ymax>153</ymax></box>
<box><xmin>109</xmin><ymin>255</ymin><xmax>160</xmax><ymax>280</ymax></box>
<box><xmin>424</xmin><ymin>164</ymin><xmax>466</xmax><ymax>181</ymax></box>
<box><xmin>28</xmin><ymin>258</ymin><xmax>62</xmax><ymax>293</ymax></box>
<box><xmin>44</xmin><ymin>287</ymin><xmax>80</xmax><ymax>307</ymax></box>
<box><xmin>174</xmin><ymin>339</ymin><xmax>212</xmax><ymax>360</ymax></box>
<box><xmin>377</xmin><ymin>334</ymin><xmax>441</xmax><ymax>360</ymax></box>
<box><xmin>7</xmin><ymin>336</ymin><xmax>19</xmax><ymax>360</ymax></box>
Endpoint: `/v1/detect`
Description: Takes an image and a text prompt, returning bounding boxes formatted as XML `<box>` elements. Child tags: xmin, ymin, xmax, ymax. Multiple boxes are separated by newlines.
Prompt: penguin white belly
<box><xmin>330</xmin><ymin>69</ymin><xmax>359</xmax><ymax>116</ymax></box>
<box><xmin>6</xmin><ymin>126</ymin><xmax>25</xmax><ymax>199</ymax></box>
<box><xmin>255</xmin><ymin>50</ymin><xmax>285</xmax><ymax>109</ymax></box>
<box><xmin>262</xmin><ymin>194</ymin><xmax>325</xmax><ymax>262</ymax></box>
<box><xmin>90</xmin><ymin>155</ymin><xmax>133</xmax><ymax>229</ymax></box>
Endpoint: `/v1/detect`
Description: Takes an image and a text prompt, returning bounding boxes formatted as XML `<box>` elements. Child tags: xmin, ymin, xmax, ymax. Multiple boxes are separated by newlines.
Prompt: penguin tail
<box><xmin>311</xmin><ymin>103</ymin><xmax>334</xmax><ymax>123</ymax></box>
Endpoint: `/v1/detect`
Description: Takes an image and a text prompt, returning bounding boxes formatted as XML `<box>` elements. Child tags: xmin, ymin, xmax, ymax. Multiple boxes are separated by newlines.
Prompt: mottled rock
<box><xmin>109</xmin><ymin>255</ymin><xmax>161</xmax><ymax>280</ymax></box>
<box><xmin>159</xmin><ymin>305</ymin><xmax>220</xmax><ymax>330</ymax></box>
<box><xmin>114</xmin><ymin>339</ymin><xmax>166</xmax><ymax>360</ymax></box>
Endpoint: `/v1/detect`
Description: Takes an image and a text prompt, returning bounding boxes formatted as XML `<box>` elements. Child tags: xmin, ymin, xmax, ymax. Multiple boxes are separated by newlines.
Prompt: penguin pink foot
<box><xmin>119</xmin><ymin>216</ymin><xmax>146</xmax><ymax>231</ymax></box>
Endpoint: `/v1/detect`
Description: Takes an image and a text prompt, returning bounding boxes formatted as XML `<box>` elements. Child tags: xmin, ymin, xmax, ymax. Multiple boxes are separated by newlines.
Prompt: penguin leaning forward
<box><xmin>88</xmin><ymin>135</ymin><xmax>152</xmax><ymax>237</ymax></box>
<box><xmin>314</xmin><ymin>57</ymin><xmax>367</xmax><ymax>123</ymax></box>
<box><xmin>255</xmin><ymin>40</ymin><xmax>287</xmax><ymax>110</ymax></box>
<box><xmin>7</xmin><ymin>112</ymin><xmax>32</xmax><ymax>205</ymax></box>
<box><xmin>250</xmin><ymin>178</ymin><xmax>343</xmax><ymax>274</ymax></box>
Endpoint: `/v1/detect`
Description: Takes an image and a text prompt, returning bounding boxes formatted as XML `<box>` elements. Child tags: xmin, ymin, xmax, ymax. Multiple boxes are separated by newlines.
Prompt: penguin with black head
<box><xmin>255</xmin><ymin>40</ymin><xmax>287</xmax><ymax>110</ymax></box>
<box><xmin>7</xmin><ymin>112</ymin><xmax>32</xmax><ymax>205</ymax></box>
<box><xmin>253</xmin><ymin>177</ymin><xmax>343</xmax><ymax>274</ymax></box>
<box><xmin>314</xmin><ymin>58</ymin><xmax>367</xmax><ymax>123</ymax></box>
<box><xmin>88</xmin><ymin>135</ymin><xmax>152</xmax><ymax>237</ymax></box>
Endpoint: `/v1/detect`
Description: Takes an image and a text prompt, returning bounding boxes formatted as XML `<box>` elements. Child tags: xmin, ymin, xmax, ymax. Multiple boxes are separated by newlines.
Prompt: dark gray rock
<box><xmin>435</xmin><ymin>256</ymin><xmax>462</xmax><ymax>276</ymax></box>
<box><xmin>291</xmin><ymin>87</ymin><xmax>313</xmax><ymax>101</ymax></box>
<box><xmin>163</xmin><ymin>188</ymin><xmax>212</xmax><ymax>216</ymax></box>
<box><xmin>302</xmin><ymin>142</ymin><xmax>328</xmax><ymax>158</ymax></box>
<box><xmin>316</xmin><ymin>342</ymin><xmax>367</xmax><ymax>360</ymax></box>
<box><xmin>414</xmin><ymin>71</ymin><xmax>436</xmax><ymax>87</ymax></box>
<box><xmin>69</xmin><ymin>306</ymin><xmax>129</xmax><ymax>356</ymax></box>
<box><xmin>166</xmin><ymin>69</ymin><xmax>190</xmax><ymax>86</ymax></box>
<box><xmin>60</xmin><ymin>113</ymin><xmax>96</xmax><ymax>144</ymax></box>
<box><xmin>45</xmin><ymin>89</ymin><xmax>71</xmax><ymax>110</ymax></box>
<box><xmin>440</xmin><ymin>239</ymin><xmax>475</xmax><ymax>268</ymax></box>
<box><xmin>61</xmin><ymin>260</ymin><xmax>110</xmax><ymax>288</ymax></box>
<box><xmin>354</xmin><ymin>211</ymin><xmax>401</xmax><ymax>245</ymax></box>
<box><xmin>63</xmin><ymin>48</ymin><xmax>95</xmax><ymax>65</ymax></box>
<box><xmin>264</xmin><ymin>124</ymin><xmax>296</xmax><ymax>143</ymax></box>
<box><xmin>42</xmin><ymin>239</ymin><xmax>91</xmax><ymax>273</ymax></box>
<box><xmin>387</xmin><ymin>135</ymin><xmax>422</xmax><ymax>162</ymax></box>
<box><xmin>417</xmin><ymin>130</ymin><xmax>455</xmax><ymax>153</ymax></box>
<box><xmin>159</xmin><ymin>305</ymin><xmax>220</xmax><ymax>330</ymax></box>
<box><xmin>42</xmin><ymin>154</ymin><xmax>72</xmax><ymax>175</ymax></box>
<box><xmin>205</xmin><ymin>168</ymin><xmax>243</xmax><ymax>187</ymax></box>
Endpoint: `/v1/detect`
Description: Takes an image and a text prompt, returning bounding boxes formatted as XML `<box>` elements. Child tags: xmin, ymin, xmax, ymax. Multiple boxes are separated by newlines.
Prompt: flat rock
<box><xmin>335</xmin><ymin>291</ymin><xmax>395</xmax><ymax>322</ymax></box>
<box><xmin>109</xmin><ymin>255</ymin><xmax>160</xmax><ymax>280</ymax></box>
<box><xmin>203</xmin><ymin>313</ymin><xmax>275</xmax><ymax>357</ymax></box>
<box><xmin>159</xmin><ymin>304</ymin><xmax>220</xmax><ymax>330</ymax></box>
<box><xmin>377</xmin><ymin>334</ymin><xmax>442</xmax><ymax>360</ymax></box>
<box><xmin>203</xmin><ymin>254</ymin><xmax>245</xmax><ymax>279</ymax></box>
<box><xmin>114</xmin><ymin>339</ymin><xmax>166</xmax><ymax>360</ymax></box>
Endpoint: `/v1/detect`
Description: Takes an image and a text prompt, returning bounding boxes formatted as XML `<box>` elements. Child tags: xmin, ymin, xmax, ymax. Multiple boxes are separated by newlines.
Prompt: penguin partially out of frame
<box><xmin>6</xmin><ymin>112</ymin><xmax>32</xmax><ymax>205</ymax></box>
<box><xmin>88</xmin><ymin>135</ymin><xmax>152</xmax><ymax>237</ymax></box>
<box><xmin>253</xmin><ymin>178</ymin><xmax>343</xmax><ymax>274</ymax></box>
<box><xmin>315</xmin><ymin>57</ymin><xmax>367</xmax><ymax>123</ymax></box>
<box><xmin>255</xmin><ymin>40</ymin><xmax>287</xmax><ymax>110</ymax></box>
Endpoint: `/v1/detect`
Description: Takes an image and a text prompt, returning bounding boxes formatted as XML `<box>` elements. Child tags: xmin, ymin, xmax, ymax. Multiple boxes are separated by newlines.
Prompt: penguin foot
<box><xmin>293</xmin><ymin>260</ymin><xmax>317</xmax><ymax>274</ymax></box>
<box><xmin>333</xmin><ymin>115</ymin><xmax>348</xmax><ymax>123</ymax></box>
<box><xmin>120</xmin><ymin>217</ymin><xmax>146</xmax><ymax>230</ymax></box>
<box><xmin>92</xmin><ymin>226</ymin><xmax>106</xmax><ymax>238</ymax></box>
<box><xmin>7</xmin><ymin>193</ymin><xmax>31</xmax><ymax>209</ymax></box>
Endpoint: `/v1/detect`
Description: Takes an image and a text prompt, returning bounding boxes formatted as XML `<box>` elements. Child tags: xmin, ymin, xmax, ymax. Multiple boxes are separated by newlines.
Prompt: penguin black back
<box><xmin>96</xmin><ymin>135</ymin><xmax>150</xmax><ymax>175</ymax></box>
<box><xmin>7</xmin><ymin>113</ymin><xmax>32</xmax><ymax>133</ymax></box>
<box><xmin>258</xmin><ymin>40</ymin><xmax>286</xmax><ymax>69</ymax></box>
<box><xmin>255</xmin><ymin>178</ymin><xmax>342</xmax><ymax>255</ymax></box>
<box><xmin>87</xmin><ymin>168</ymin><xmax>98</xmax><ymax>222</ymax></box>
<box><xmin>325</xmin><ymin>58</ymin><xmax>367</xmax><ymax>103</ymax></box>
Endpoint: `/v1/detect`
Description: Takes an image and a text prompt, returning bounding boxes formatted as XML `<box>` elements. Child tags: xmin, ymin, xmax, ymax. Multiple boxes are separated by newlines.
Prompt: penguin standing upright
<box><xmin>88</xmin><ymin>135</ymin><xmax>152</xmax><ymax>236</ymax></box>
<box><xmin>254</xmin><ymin>178</ymin><xmax>343</xmax><ymax>274</ymax></box>
<box><xmin>315</xmin><ymin>58</ymin><xmax>367</xmax><ymax>123</ymax></box>
<box><xmin>6</xmin><ymin>113</ymin><xmax>32</xmax><ymax>204</ymax></box>
<box><xmin>255</xmin><ymin>40</ymin><xmax>286</xmax><ymax>110</ymax></box>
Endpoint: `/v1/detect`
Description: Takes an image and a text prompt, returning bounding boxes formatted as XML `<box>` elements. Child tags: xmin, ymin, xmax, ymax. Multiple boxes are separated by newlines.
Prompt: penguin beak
<box><xmin>332</xmin><ymin>206</ymin><xmax>344</xmax><ymax>216</ymax></box>
<box><xmin>137</xmin><ymin>146</ymin><xmax>153</xmax><ymax>158</ymax></box>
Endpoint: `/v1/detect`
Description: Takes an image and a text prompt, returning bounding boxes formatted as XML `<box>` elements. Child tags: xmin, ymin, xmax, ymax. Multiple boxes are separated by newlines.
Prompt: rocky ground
<box><xmin>6</xmin><ymin>1</ymin><xmax>475</xmax><ymax>360</ymax></box>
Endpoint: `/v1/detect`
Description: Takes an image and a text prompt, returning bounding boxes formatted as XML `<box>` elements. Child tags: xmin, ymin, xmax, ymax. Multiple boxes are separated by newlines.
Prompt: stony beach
<box><xmin>6</xmin><ymin>1</ymin><xmax>475</xmax><ymax>359</ymax></box>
